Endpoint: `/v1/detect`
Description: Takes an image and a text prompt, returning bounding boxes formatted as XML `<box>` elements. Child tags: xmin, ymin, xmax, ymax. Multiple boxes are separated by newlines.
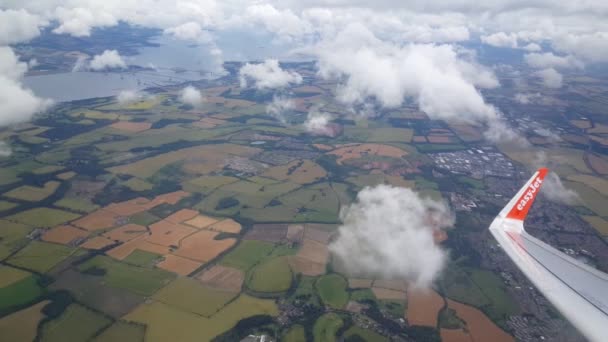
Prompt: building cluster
<box><xmin>430</xmin><ymin>147</ymin><xmax>515</xmax><ymax>178</ymax></box>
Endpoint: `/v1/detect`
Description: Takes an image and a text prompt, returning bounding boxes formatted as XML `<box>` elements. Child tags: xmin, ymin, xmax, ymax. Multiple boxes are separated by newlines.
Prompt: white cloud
<box><xmin>481</xmin><ymin>32</ymin><xmax>518</xmax><ymax>48</ymax></box>
<box><xmin>0</xmin><ymin>47</ymin><xmax>52</xmax><ymax>127</ymax></box>
<box><xmin>117</xmin><ymin>90</ymin><xmax>151</xmax><ymax>105</ymax></box>
<box><xmin>314</xmin><ymin>24</ymin><xmax>500</xmax><ymax>127</ymax></box>
<box><xmin>52</xmin><ymin>6</ymin><xmax>118</xmax><ymax>37</ymax></box>
<box><xmin>89</xmin><ymin>50</ymin><xmax>127</xmax><ymax>71</ymax></box>
<box><xmin>164</xmin><ymin>22</ymin><xmax>212</xmax><ymax>43</ymax></box>
<box><xmin>535</xmin><ymin>68</ymin><xmax>563</xmax><ymax>88</ymax></box>
<box><xmin>0</xmin><ymin>141</ymin><xmax>11</xmax><ymax>157</ymax></box>
<box><xmin>266</xmin><ymin>95</ymin><xmax>294</xmax><ymax>123</ymax></box>
<box><xmin>239</xmin><ymin>59</ymin><xmax>303</xmax><ymax>89</ymax></box>
<box><xmin>304</xmin><ymin>109</ymin><xmax>333</xmax><ymax>135</ymax></box>
<box><xmin>179</xmin><ymin>86</ymin><xmax>204</xmax><ymax>108</ymax></box>
<box><xmin>524</xmin><ymin>52</ymin><xmax>583</xmax><ymax>70</ymax></box>
<box><xmin>553</xmin><ymin>32</ymin><xmax>608</xmax><ymax>63</ymax></box>
<box><xmin>515</xmin><ymin>92</ymin><xmax>543</xmax><ymax>104</ymax></box>
<box><xmin>542</xmin><ymin>172</ymin><xmax>579</xmax><ymax>205</ymax></box>
<box><xmin>522</xmin><ymin>43</ymin><xmax>542</xmax><ymax>52</ymax></box>
<box><xmin>330</xmin><ymin>185</ymin><xmax>454</xmax><ymax>288</ymax></box>
<box><xmin>0</xmin><ymin>9</ymin><xmax>44</xmax><ymax>45</ymax></box>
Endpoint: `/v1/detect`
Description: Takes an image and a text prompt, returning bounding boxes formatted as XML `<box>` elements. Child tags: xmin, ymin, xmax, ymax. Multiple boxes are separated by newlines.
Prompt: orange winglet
<box><xmin>506</xmin><ymin>168</ymin><xmax>549</xmax><ymax>221</ymax></box>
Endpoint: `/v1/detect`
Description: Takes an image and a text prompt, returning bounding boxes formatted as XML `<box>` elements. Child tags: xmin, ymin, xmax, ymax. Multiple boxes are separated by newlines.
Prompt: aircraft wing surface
<box><xmin>489</xmin><ymin>168</ymin><xmax>608</xmax><ymax>342</ymax></box>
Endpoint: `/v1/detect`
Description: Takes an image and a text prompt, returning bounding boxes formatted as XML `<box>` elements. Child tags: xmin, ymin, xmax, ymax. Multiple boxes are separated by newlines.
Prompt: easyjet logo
<box><xmin>516</xmin><ymin>177</ymin><xmax>543</xmax><ymax>211</ymax></box>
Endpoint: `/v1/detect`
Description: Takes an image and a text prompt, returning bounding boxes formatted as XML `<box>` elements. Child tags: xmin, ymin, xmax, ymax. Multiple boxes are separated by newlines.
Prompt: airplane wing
<box><xmin>489</xmin><ymin>168</ymin><xmax>608</xmax><ymax>342</ymax></box>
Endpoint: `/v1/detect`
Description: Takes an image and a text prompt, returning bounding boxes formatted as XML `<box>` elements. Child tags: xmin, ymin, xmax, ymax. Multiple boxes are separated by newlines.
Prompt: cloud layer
<box><xmin>330</xmin><ymin>185</ymin><xmax>454</xmax><ymax>288</ymax></box>
<box><xmin>89</xmin><ymin>50</ymin><xmax>127</xmax><ymax>71</ymax></box>
<box><xmin>239</xmin><ymin>59</ymin><xmax>303</xmax><ymax>89</ymax></box>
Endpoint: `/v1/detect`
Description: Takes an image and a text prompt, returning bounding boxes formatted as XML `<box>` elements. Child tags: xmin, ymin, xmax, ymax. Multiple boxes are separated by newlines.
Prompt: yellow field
<box><xmin>568</xmin><ymin>174</ymin><xmax>608</xmax><ymax>196</ymax></box>
<box><xmin>125</xmin><ymin>295</ymin><xmax>278</xmax><ymax>342</ymax></box>
<box><xmin>3</xmin><ymin>181</ymin><xmax>61</xmax><ymax>202</ymax></box>
<box><xmin>108</xmin><ymin>144</ymin><xmax>260</xmax><ymax>178</ymax></box>
<box><xmin>582</xmin><ymin>216</ymin><xmax>608</xmax><ymax>235</ymax></box>
<box><xmin>0</xmin><ymin>265</ymin><xmax>30</xmax><ymax>287</ymax></box>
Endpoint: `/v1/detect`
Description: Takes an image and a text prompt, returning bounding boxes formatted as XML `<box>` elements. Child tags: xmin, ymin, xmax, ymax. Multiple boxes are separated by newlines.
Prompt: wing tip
<box><xmin>504</xmin><ymin>167</ymin><xmax>549</xmax><ymax>221</ymax></box>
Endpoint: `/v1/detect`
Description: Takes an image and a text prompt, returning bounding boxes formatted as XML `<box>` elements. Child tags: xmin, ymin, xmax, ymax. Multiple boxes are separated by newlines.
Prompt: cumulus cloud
<box><xmin>53</xmin><ymin>6</ymin><xmax>117</xmax><ymax>37</ymax></box>
<box><xmin>116</xmin><ymin>90</ymin><xmax>152</xmax><ymax>105</ymax></box>
<box><xmin>179</xmin><ymin>86</ymin><xmax>204</xmax><ymax>108</ymax></box>
<box><xmin>304</xmin><ymin>109</ymin><xmax>333</xmax><ymax>135</ymax></box>
<box><xmin>266</xmin><ymin>96</ymin><xmax>294</xmax><ymax>123</ymax></box>
<box><xmin>524</xmin><ymin>52</ymin><xmax>583</xmax><ymax>70</ymax></box>
<box><xmin>535</xmin><ymin>68</ymin><xmax>563</xmax><ymax>88</ymax></box>
<box><xmin>314</xmin><ymin>24</ymin><xmax>501</xmax><ymax>127</ymax></box>
<box><xmin>542</xmin><ymin>172</ymin><xmax>579</xmax><ymax>205</ymax></box>
<box><xmin>164</xmin><ymin>21</ymin><xmax>212</xmax><ymax>43</ymax></box>
<box><xmin>515</xmin><ymin>92</ymin><xmax>543</xmax><ymax>104</ymax></box>
<box><xmin>0</xmin><ymin>141</ymin><xmax>11</xmax><ymax>157</ymax></box>
<box><xmin>89</xmin><ymin>50</ymin><xmax>127</xmax><ymax>71</ymax></box>
<box><xmin>239</xmin><ymin>59</ymin><xmax>303</xmax><ymax>90</ymax></box>
<box><xmin>481</xmin><ymin>32</ymin><xmax>518</xmax><ymax>48</ymax></box>
<box><xmin>330</xmin><ymin>185</ymin><xmax>454</xmax><ymax>288</ymax></box>
<box><xmin>522</xmin><ymin>43</ymin><xmax>542</xmax><ymax>52</ymax></box>
<box><xmin>0</xmin><ymin>9</ymin><xmax>44</xmax><ymax>45</ymax></box>
<box><xmin>0</xmin><ymin>47</ymin><xmax>52</xmax><ymax>127</ymax></box>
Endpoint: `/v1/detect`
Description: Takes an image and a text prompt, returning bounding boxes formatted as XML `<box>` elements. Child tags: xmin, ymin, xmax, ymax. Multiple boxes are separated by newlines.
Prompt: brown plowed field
<box><xmin>73</xmin><ymin>209</ymin><xmax>121</xmax><ymax>231</ymax></box>
<box><xmin>41</xmin><ymin>225</ymin><xmax>89</xmax><ymax>245</ymax></box>
<box><xmin>110</xmin><ymin>121</ymin><xmax>152</xmax><ymax>133</ymax></box>
<box><xmin>184</xmin><ymin>215</ymin><xmax>219</xmax><ymax>229</ymax></box>
<box><xmin>173</xmin><ymin>230</ymin><xmax>236</xmax><ymax>262</ymax></box>
<box><xmin>373</xmin><ymin>280</ymin><xmax>408</xmax><ymax>292</ymax></box>
<box><xmin>588</xmin><ymin>153</ymin><xmax>608</xmax><ymax>175</ymax></box>
<box><xmin>288</xmin><ymin>256</ymin><xmax>325</xmax><ymax>276</ymax></box>
<box><xmin>348</xmin><ymin>278</ymin><xmax>373</xmax><ymax>289</ymax></box>
<box><xmin>197</xmin><ymin>265</ymin><xmax>244</xmax><ymax>292</ymax></box>
<box><xmin>441</xmin><ymin>328</ymin><xmax>473</xmax><ymax>342</ymax></box>
<box><xmin>407</xmin><ymin>288</ymin><xmax>444</xmax><ymax>327</ymax></box>
<box><xmin>286</xmin><ymin>225</ymin><xmax>304</xmax><ymax>243</ymax></box>
<box><xmin>304</xmin><ymin>226</ymin><xmax>333</xmax><ymax>244</ymax></box>
<box><xmin>297</xmin><ymin>239</ymin><xmax>329</xmax><ymax>264</ymax></box>
<box><xmin>447</xmin><ymin>299</ymin><xmax>514</xmax><ymax>342</ymax></box>
<box><xmin>146</xmin><ymin>221</ymin><xmax>197</xmax><ymax>247</ymax></box>
<box><xmin>104</xmin><ymin>224</ymin><xmax>147</xmax><ymax>242</ymax></box>
<box><xmin>157</xmin><ymin>254</ymin><xmax>202</xmax><ymax>276</ymax></box>
<box><xmin>244</xmin><ymin>224</ymin><xmax>287</xmax><ymax>242</ymax></box>
<box><xmin>105</xmin><ymin>197</ymin><xmax>153</xmax><ymax>216</ymax></box>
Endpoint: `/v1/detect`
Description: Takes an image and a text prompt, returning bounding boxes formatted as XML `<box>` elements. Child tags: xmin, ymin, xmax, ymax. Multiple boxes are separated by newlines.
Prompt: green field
<box><xmin>0</xmin><ymin>220</ymin><xmax>33</xmax><ymax>259</ymax></box>
<box><xmin>32</xmin><ymin>165</ymin><xmax>65</xmax><ymax>175</ymax></box>
<box><xmin>40</xmin><ymin>304</ymin><xmax>112</xmax><ymax>342</ymax></box>
<box><xmin>313</xmin><ymin>313</ymin><xmax>343</xmax><ymax>342</ymax></box>
<box><xmin>220</xmin><ymin>240</ymin><xmax>274</xmax><ymax>270</ymax></box>
<box><xmin>153</xmin><ymin>277</ymin><xmax>237</xmax><ymax>317</ymax></box>
<box><xmin>6</xmin><ymin>207</ymin><xmax>80</xmax><ymax>227</ymax></box>
<box><xmin>247</xmin><ymin>256</ymin><xmax>293</xmax><ymax>293</ymax></box>
<box><xmin>0</xmin><ymin>200</ymin><xmax>17</xmax><ymax>211</ymax></box>
<box><xmin>0</xmin><ymin>168</ymin><xmax>20</xmax><ymax>186</ymax></box>
<box><xmin>283</xmin><ymin>325</ymin><xmax>306</xmax><ymax>342</ymax></box>
<box><xmin>0</xmin><ymin>275</ymin><xmax>44</xmax><ymax>313</ymax></box>
<box><xmin>316</xmin><ymin>274</ymin><xmax>349</xmax><ymax>309</ymax></box>
<box><xmin>78</xmin><ymin>256</ymin><xmax>175</xmax><ymax>296</ymax></box>
<box><xmin>54</xmin><ymin>197</ymin><xmax>99</xmax><ymax>213</ymax></box>
<box><xmin>123</xmin><ymin>250</ymin><xmax>163</xmax><ymax>267</ymax></box>
<box><xmin>344</xmin><ymin>326</ymin><xmax>388</xmax><ymax>342</ymax></box>
<box><xmin>350</xmin><ymin>288</ymin><xmax>376</xmax><ymax>303</ymax></box>
<box><xmin>93</xmin><ymin>321</ymin><xmax>145</xmax><ymax>342</ymax></box>
<box><xmin>6</xmin><ymin>241</ymin><xmax>75</xmax><ymax>272</ymax></box>
<box><xmin>343</xmin><ymin>127</ymin><xmax>414</xmax><ymax>143</ymax></box>
<box><xmin>128</xmin><ymin>211</ymin><xmax>161</xmax><ymax>226</ymax></box>
<box><xmin>123</xmin><ymin>178</ymin><xmax>154</xmax><ymax>191</ymax></box>
<box><xmin>125</xmin><ymin>294</ymin><xmax>278</xmax><ymax>342</ymax></box>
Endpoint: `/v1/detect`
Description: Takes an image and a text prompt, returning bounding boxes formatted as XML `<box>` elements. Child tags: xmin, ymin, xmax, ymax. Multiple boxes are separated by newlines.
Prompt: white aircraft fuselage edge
<box><xmin>489</xmin><ymin>168</ymin><xmax>608</xmax><ymax>342</ymax></box>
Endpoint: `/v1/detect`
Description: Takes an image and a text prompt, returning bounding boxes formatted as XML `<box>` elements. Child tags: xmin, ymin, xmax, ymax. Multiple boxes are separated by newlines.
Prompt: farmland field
<box><xmin>123</xmin><ymin>249</ymin><xmax>163</xmax><ymax>267</ymax></box>
<box><xmin>153</xmin><ymin>277</ymin><xmax>237</xmax><ymax>316</ymax></box>
<box><xmin>6</xmin><ymin>207</ymin><xmax>80</xmax><ymax>228</ymax></box>
<box><xmin>40</xmin><ymin>304</ymin><xmax>112</xmax><ymax>342</ymax></box>
<box><xmin>344</xmin><ymin>326</ymin><xmax>388</xmax><ymax>342</ymax></box>
<box><xmin>247</xmin><ymin>256</ymin><xmax>293</xmax><ymax>293</ymax></box>
<box><xmin>3</xmin><ymin>181</ymin><xmax>61</xmax><ymax>202</ymax></box>
<box><xmin>283</xmin><ymin>324</ymin><xmax>306</xmax><ymax>342</ymax></box>
<box><xmin>77</xmin><ymin>256</ymin><xmax>175</xmax><ymax>296</ymax></box>
<box><xmin>0</xmin><ymin>275</ymin><xmax>44</xmax><ymax>312</ymax></box>
<box><xmin>446</xmin><ymin>299</ymin><xmax>514</xmax><ymax>342</ymax></box>
<box><xmin>316</xmin><ymin>274</ymin><xmax>349</xmax><ymax>309</ymax></box>
<box><xmin>313</xmin><ymin>313</ymin><xmax>343</xmax><ymax>342</ymax></box>
<box><xmin>220</xmin><ymin>240</ymin><xmax>274</xmax><ymax>270</ymax></box>
<box><xmin>0</xmin><ymin>265</ymin><xmax>30</xmax><ymax>287</ymax></box>
<box><xmin>407</xmin><ymin>288</ymin><xmax>444</xmax><ymax>327</ymax></box>
<box><xmin>0</xmin><ymin>300</ymin><xmax>49</xmax><ymax>342</ymax></box>
<box><xmin>93</xmin><ymin>321</ymin><xmax>145</xmax><ymax>342</ymax></box>
<box><xmin>6</xmin><ymin>241</ymin><xmax>76</xmax><ymax>272</ymax></box>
